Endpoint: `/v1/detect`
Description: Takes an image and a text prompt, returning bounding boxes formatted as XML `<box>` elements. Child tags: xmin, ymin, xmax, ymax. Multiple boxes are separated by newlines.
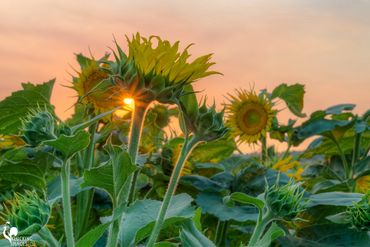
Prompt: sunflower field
<box><xmin>0</xmin><ymin>34</ymin><xmax>369</xmax><ymax>247</ymax></box>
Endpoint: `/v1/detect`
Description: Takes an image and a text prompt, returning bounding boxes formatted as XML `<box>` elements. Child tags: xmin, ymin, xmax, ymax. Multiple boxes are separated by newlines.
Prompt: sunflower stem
<box><xmin>248</xmin><ymin>209</ymin><xmax>273</xmax><ymax>246</ymax></box>
<box><xmin>75</xmin><ymin>122</ymin><xmax>97</xmax><ymax>239</ymax></box>
<box><xmin>61</xmin><ymin>159</ymin><xmax>75</xmax><ymax>247</ymax></box>
<box><xmin>214</xmin><ymin>220</ymin><xmax>228</xmax><ymax>246</ymax></box>
<box><xmin>261</xmin><ymin>136</ymin><xmax>268</xmax><ymax>163</ymax></box>
<box><xmin>127</xmin><ymin>105</ymin><xmax>148</xmax><ymax>204</ymax></box>
<box><xmin>146</xmin><ymin>136</ymin><xmax>200</xmax><ymax>247</ymax></box>
<box><xmin>106</xmin><ymin>104</ymin><xmax>148</xmax><ymax>247</ymax></box>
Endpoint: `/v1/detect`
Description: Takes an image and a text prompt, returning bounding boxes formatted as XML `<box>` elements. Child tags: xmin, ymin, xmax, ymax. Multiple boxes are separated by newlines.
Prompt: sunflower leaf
<box><xmin>271</xmin><ymin>83</ymin><xmax>306</xmax><ymax>117</ymax></box>
<box><xmin>0</xmin><ymin>80</ymin><xmax>55</xmax><ymax>135</ymax></box>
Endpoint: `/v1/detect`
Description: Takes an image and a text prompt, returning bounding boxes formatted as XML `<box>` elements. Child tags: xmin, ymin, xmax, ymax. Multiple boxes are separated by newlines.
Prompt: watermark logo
<box><xmin>2</xmin><ymin>222</ymin><xmax>31</xmax><ymax>246</ymax></box>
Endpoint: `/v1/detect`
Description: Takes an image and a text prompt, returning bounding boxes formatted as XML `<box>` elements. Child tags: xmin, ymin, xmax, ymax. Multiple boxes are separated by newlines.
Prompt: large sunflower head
<box><xmin>109</xmin><ymin>33</ymin><xmax>220</xmax><ymax>105</ymax></box>
<box><xmin>73</xmin><ymin>54</ymin><xmax>125</xmax><ymax>114</ymax></box>
<box><xmin>226</xmin><ymin>89</ymin><xmax>275</xmax><ymax>144</ymax></box>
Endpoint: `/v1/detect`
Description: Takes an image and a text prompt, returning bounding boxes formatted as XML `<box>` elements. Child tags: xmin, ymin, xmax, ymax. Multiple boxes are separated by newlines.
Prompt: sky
<box><xmin>1</xmin><ymin>0</ymin><xmax>369</xmax><ymax>151</ymax></box>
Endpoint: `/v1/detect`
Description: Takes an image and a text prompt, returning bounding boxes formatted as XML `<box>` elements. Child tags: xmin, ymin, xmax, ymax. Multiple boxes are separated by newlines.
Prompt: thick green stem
<box><xmin>106</xmin><ymin>104</ymin><xmax>148</xmax><ymax>247</ymax></box>
<box><xmin>39</xmin><ymin>226</ymin><xmax>59</xmax><ymax>247</ymax></box>
<box><xmin>282</xmin><ymin>143</ymin><xmax>292</xmax><ymax>159</ymax></box>
<box><xmin>127</xmin><ymin>105</ymin><xmax>148</xmax><ymax>205</ymax></box>
<box><xmin>331</xmin><ymin>137</ymin><xmax>350</xmax><ymax>179</ymax></box>
<box><xmin>76</xmin><ymin>123</ymin><xmax>97</xmax><ymax>239</ymax></box>
<box><xmin>146</xmin><ymin>137</ymin><xmax>200</xmax><ymax>247</ymax></box>
<box><xmin>351</xmin><ymin>133</ymin><xmax>362</xmax><ymax>173</ymax></box>
<box><xmin>61</xmin><ymin>159</ymin><xmax>75</xmax><ymax>247</ymax></box>
<box><xmin>214</xmin><ymin>220</ymin><xmax>228</xmax><ymax>247</ymax></box>
<box><xmin>106</xmin><ymin>219</ymin><xmax>120</xmax><ymax>247</ymax></box>
<box><xmin>248</xmin><ymin>210</ymin><xmax>272</xmax><ymax>246</ymax></box>
<box><xmin>261</xmin><ymin>136</ymin><xmax>267</xmax><ymax>163</ymax></box>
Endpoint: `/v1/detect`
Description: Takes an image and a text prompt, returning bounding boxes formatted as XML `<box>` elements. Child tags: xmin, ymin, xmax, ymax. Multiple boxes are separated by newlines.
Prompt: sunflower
<box><xmin>73</xmin><ymin>55</ymin><xmax>124</xmax><ymax>114</ymax></box>
<box><xmin>356</xmin><ymin>175</ymin><xmax>370</xmax><ymax>194</ymax></box>
<box><xmin>271</xmin><ymin>156</ymin><xmax>303</xmax><ymax>181</ymax></box>
<box><xmin>109</xmin><ymin>33</ymin><xmax>220</xmax><ymax>105</ymax></box>
<box><xmin>127</xmin><ymin>33</ymin><xmax>219</xmax><ymax>85</ymax></box>
<box><xmin>226</xmin><ymin>89</ymin><xmax>275</xmax><ymax>144</ymax></box>
<box><xmin>0</xmin><ymin>135</ymin><xmax>25</xmax><ymax>150</ymax></box>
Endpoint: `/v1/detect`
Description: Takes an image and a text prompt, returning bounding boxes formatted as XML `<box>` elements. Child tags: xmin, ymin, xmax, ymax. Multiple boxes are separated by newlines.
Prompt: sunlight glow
<box><xmin>123</xmin><ymin>97</ymin><xmax>135</xmax><ymax>111</ymax></box>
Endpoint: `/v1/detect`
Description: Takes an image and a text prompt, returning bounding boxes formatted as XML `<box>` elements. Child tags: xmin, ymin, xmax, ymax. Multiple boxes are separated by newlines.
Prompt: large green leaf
<box><xmin>0</xmin><ymin>148</ymin><xmax>52</xmax><ymax>189</ymax></box>
<box><xmin>307</xmin><ymin>192</ymin><xmax>363</xmax><ymax>207</ymax></box>
<box><xmin>181</xmin><ymin>175</ymin><xmax>229</xmax><ymax>193</ymax></box>
<box><xmin>228</xmin><ymin>192</ymin><xmax>265</xmax><ymax>211</ymax></box>
<box><xmin>0</xmin><ymin>80</ymin><xmax>55</xmax><ymax>134</ymax></box>
<box><xmin>293</xmin><ymin>119</ymin><xmax>350</xmax><ymax>145</ymax></box>
<box><xmin>81</xmin><ymin>149</ymin><xmax>137</xmax><ymax>205</ymax></box>
<box><xmin>354</xmin><ymin>156</ymin><xmax>370</xmax><ymax>178</ymax></box>
<box><xmin>75</xmin><ymin>222</ymin><xmax>110</xmax><ymax>247</ymax></box>
<box><xmin>43</xmin><ymin>130</ymin><xmax>90</xmax><ymax>159</ymax></box>
<box><xmin>180</xmin><ymin>219</ymin><xmax>216</xmax><ymax>247</ymax></box>
<box><xmin>271</xmin><ymin>83</ymin><xmax>306</xmax><ymax>117</ymax></box>
<box><xmin>189</xmin><ymin>136</ymin><xmax>236</xmax><ymax>164</ymax></box>
<box><xmin>120</xmin><ymin>193</ymin><xmax>194</xmax><ymax>247</ymax></box>
<box><xmin>295</xmin><ymin>223</ymin><xmax>370</xmax><ymax>247</ymax></box>
<box><xmin>196</xmin><ymin>192</ymin><xmax>258</xmax><ymax>222</ymax></box>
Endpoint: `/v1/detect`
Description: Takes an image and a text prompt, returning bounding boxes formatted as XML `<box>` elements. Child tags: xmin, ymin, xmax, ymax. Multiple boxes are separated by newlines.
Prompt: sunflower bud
<box><xmin>5</xmin><ymin>191</ymin><xmax>50</xmax><ymax>236</ymax></box>
<box><xmin>265</xmin><ymin>180</ymin><xmax>306</xmax><ymax>221</ymax></box>
<box><xmin>347</xmin><ymin>195</ymin><xmax>370</xmax><ymax>231</ymax></box>
<box><xmin>22</xmin><ymin>110</ymin><xmax>56</xmax><ymax>146</ymax></box>
<box><xmin>182</xmin><ymin>100</ymin><xmax>228</xmax><ymax>142</ymax></box>
<box><xmin>149</xmin><ymin>104</ymin><xmax>171</xmax><ymax>129</ymax></box>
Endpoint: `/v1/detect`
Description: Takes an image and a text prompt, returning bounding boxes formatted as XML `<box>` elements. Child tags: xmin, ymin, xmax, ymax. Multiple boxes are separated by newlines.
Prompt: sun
<box><xmin>123</xmin><ymin>97</ymin><xmax>135</xmax><ymax>111</ymax></box>
<box><xmin>226</xmin><ymin>89</ymin><xmax>275</xmax><ymax>144</ymax></box>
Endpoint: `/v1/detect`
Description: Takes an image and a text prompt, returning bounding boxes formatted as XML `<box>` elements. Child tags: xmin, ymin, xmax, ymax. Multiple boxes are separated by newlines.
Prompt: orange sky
<box><xmin>1</xmin><ymin>0</ymin><xmax>369</xmax><ymax>152</ymax></box>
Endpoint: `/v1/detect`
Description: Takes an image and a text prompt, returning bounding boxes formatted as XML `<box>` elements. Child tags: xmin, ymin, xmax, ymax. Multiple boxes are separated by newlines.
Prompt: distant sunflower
<box><xmin>226</xmin><ymin>89</ymin><xmax>275</xmax><ymax>144</ymax></box>
<box><xmin>356</xmin><ymin>175</ymin><xmax>370</xmax><ymax>194</ymax></box>
<box><xmin>272</xmin><ymin>156</ymin><xmax>303</xmax><ymax>181</ymax></box>
<box><xmin>73</xmin><ymin>55</ymin><xmax>124</xmax><ymax>114</ymax></box>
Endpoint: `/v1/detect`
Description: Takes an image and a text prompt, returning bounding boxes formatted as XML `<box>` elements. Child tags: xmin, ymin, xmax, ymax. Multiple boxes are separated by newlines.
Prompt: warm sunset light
<box><xmin>123</xmin><ymin>97</ymin><xmax>135</xmax><ymax>111</ymax></box>
<box><xmin>1</xmin><ymin>2</ymin><xmax>369</xmax><ymax>246</ymax></box>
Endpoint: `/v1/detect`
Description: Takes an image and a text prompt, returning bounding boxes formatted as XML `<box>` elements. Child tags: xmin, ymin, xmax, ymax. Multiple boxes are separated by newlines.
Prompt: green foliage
<box><xmin>119</xmin><ymin>194</ymin><xmax>194</xmax><ymax>247</ymax></box>
<box><xmin>4</xmin><ymin>191</ymin><xmax>50</xmax><ymax>236</ymax></box>
<box><xmin>347</xmin><ymin>195</ymin><xmax>370</xmax><ymax>231</ymax></box>
<box><xmin>265</xmin><ymin>180</ymin><xmax>306</xmax><ymax>221</ymax></box>
<box><xmin>81</xmin><ymin>145</ymin><xmax>137</xmax><ymax>206</ymax></box>
<box><xmin>307</xmin><ymin>192</ymin><xmax>363</xmax><ymax>207</ymax></box>
<box><xmin>179</xmin><ymin>219</ymin><xmax>216</xmax><ymax>247</ymax></box>
<box><xmin>75</xmin><ymin>222</ymin><xmax>111</xmax><ymax>247</ymax></box>
<box><xmin>43</xmin><ymin>130</ymin><xmax>90</xmax><ymax>159</ymax></box>
<box><xmin>254</xmin><ymin>222</ymin><xmax>285</xmax><ymax>247</ymax></box>
<box><xmin>21</xmin><ymin>110</ymin><xmax>57</xmax><ymax>146</ymax></box>
<box><xmin>0</xmin><ymin>148</ymin><xmax>53</xmax><ymax>189</ymax></box>
<box><xmin>271</xmin><ymin>83</ymin><xmax>306</xmax><ymax>117</ymax></box>
<box><xmin>0</xmin><ymin>80</ymin><xmax>55</xmax><ymax>135</ymax></box>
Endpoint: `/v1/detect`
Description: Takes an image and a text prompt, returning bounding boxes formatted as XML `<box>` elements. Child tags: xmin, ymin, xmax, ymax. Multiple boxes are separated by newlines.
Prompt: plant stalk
<box><xmin>214</xmin><ymin>220</ymin><xmax>228</xmax><ymax>246</ymax></box>
<box><xmin>61</xmin><ymin>159</ymin><xmax>75</xmax><ymax>247</ymax></box>
<box><xmin>261</xmin><ymin>136</ymin><xmax>268</xmax><ymax>163</ymax></box>
<box><xmin>76</xmin><ymin>122</ymin><xmax>97</xmax><ymax>239</ymax></box>
<box><xmin>106</xmin><ymin>104</ymin><xmax>148</xmax><ymax>247</ymax></box>
<box><xmin>127</xmin><ymin>105</ymin><xmax>148</xmax><ymax>205</ymax></box>
<box><xmin>330</xmin><ymin>137</ymin><xmax>350</xmax><ymax>179</ymax></box>
<box><xmin>351</xmin><ymin>133</ymin><xmax>362</xmax><ymax>175</ymax></box>
<box><xmin>146</xmin><ymin>137</ymin><xmax>200</xmax><ymax>247</ymax></box>
<box><xmin>248</xmin><ymin>210</ymin><xmax>272</xmax><ymax>246</ymax></box>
